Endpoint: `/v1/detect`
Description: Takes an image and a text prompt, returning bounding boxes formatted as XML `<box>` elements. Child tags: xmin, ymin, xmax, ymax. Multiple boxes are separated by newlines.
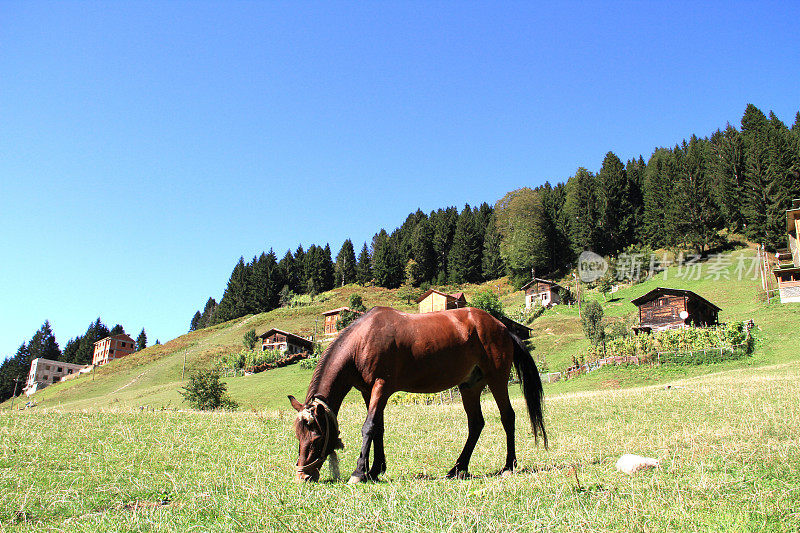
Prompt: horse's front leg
<box><xmin>350</xmin><ymin>380</ymin><xmax>389</xmax><ymax>484</ymax></box>
<box><xmin>361</xmin><ymin>391</ymin><xmax>387</xmax><ymax>480</ymax></box>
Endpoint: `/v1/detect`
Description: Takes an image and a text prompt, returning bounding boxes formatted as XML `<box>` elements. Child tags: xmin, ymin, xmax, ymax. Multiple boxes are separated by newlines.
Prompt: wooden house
<box><xmin>520</xmin><ymin>278</ymin><xmax>565</xmax><ymax>309</ymax></box>
<box><xmin>259</xmin><ymin>328</ymin><xmax>313</xmax><ymax>355</ymax></box>
<box><xmin>322</xmin><ymin>307</ymin><xmax>363</xmax><ymax>338</ymax></box>
<box><xmin>773</xmin><ymin>199</ymin><xmax>800</xmax><ymax>303</ymax></box>
<box><xmin>631</xmin><ymin>287</ymin><xmax>720</xmax><ymax>334</ymax></box>
<box><xmin>415</xmin><ymin>289</ymin><xmax>467</xmax><ymax>314</ymax></box>
<box><xmin>92</xmin><ymin>333</ymin><xmax>136</xmax><ymax>366</ymax></box>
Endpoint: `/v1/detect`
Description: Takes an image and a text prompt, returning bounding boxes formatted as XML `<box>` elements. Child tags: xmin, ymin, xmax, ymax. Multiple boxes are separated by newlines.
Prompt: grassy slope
<box><xmin>5</xmin><ymin>246</ymin><xmax>798</xmax><ymax>412</ymax></box>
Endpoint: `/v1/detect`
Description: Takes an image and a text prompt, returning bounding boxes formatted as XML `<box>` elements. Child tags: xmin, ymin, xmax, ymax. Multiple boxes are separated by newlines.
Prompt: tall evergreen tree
<box><xmin>278</xmin><ymin>250</ymin><xmax>299</xmax><ymax>294</ymax></box>
<box><xmin>447</xmin><ymin>204</ymin><xmax>482</xmax><ymax>283</ymax></box>
<box><xmin>136</xmin><ymin>329</ymin><xmax>147</xmax><ymax>351</ymax></box>
<box><xmin>356</xmin><ymin>242</ymin><xmax>372</xmax><ymax>285</ymax></box>
<box><xmin>563</xmin><ymin>168</ymin><xmax>602</xmax><ymax>255</ymax></box>
<box><xmin>598</xmin><ymin>152</ymin><xmax>636</xmax><ymax>255</ymax></box>
<box><xmin>335</xmin><ymin>239</ymin><xmax>357</xmax><ymax>286</ymax></box>
<box><xmin>709</xmin><ymin>125</ymin><xmax>746</xmax><ymax>232</ymax></box>
<box><xmin>431</xmin><ymin>207</ymin><xmax>457</xmax><ymax>283</ymax></box>
<box><xmin>215</xmin><ymin>257</ymin><xmax>250</xmax><ymax>323</ymax></box>
<box><xmin>481</xmin><ymin>213</ymin><xmax>505</xmax><ymax>280</ymax></box>
<box><xmin>27</xmin><ymin>320</ymin><xmax>61</xmax><ymax>362</ymax></box>
<box><xmin>199</xmin><ymin>297</ymin><xmax>217</xmax><ymax>328</ymax></box>
<box><xmin>410</xmin><ymin>219</ymin><xmax>436</xmax><ymax>283</ymax></box>
<box><xmin>372</xmin><ymin>230</ymin><xmax>403</xmax><ymax>288</ymax></box>
<box><xmin>190</xmin><ymin>311</ymin><xmax>202</xmax><ymax>332</ymax></box>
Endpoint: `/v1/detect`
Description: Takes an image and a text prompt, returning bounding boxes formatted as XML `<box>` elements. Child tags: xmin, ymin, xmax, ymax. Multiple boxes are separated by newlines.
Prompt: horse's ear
<box><xmin>333</xmin><ymin>436</ymin><xmax>344</xmax><ymax>450</ymax></box>
<box><xmin>313</xmin><ymin>402</ymin><xmax>326</xmax><ymax>421</ymax></box>
<box><xmin>288</xmin><ymin>395</ymin><xmax>303</xmax><ymax>412</ymax></box>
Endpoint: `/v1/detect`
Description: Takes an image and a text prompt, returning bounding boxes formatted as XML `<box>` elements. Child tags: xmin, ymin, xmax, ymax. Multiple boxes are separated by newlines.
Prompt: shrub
<box><xmin>242</xmin><ymin>328</ymin><xmax>258</xmax><ymax>350</ymax></box>
<box><xmin>468</xmin><ymin>289</ymin><xmax>506</xmax><ymax>319</ymax></box>
<box><xmin>180</xmin><ymin>370</ymin><xmax>239</xmax><ymax>410</ymax></box>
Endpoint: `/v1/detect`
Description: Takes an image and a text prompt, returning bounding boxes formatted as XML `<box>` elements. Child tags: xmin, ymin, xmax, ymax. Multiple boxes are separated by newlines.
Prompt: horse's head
<box><xmin>288</xmin><ymin>395</ymin><xmax>343</xmax><ymax>482</ymax></box>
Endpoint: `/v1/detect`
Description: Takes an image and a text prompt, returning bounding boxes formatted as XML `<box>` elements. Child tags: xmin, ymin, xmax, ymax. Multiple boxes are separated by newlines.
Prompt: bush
<box><xmin>180</xmin><ymin>370</ymin><xmax>238</xmax><ymax>410</ymax></box>
<box><xmin>468</xmin><ymin>289</ymin><xmax>506</xmax><ymax>319</ymax></box>
<box><xmin>242</xmin><ymin>328</ymin><xmax>258</xmax><ymax>350</ymax></box>
<box><xmin>216</xmin><ymin>349</ymin><xmax>286</xmax><ymax>373</ymax></box>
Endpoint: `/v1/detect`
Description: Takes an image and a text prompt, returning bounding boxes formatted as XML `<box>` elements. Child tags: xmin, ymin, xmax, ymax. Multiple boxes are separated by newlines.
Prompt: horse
<box><xmin>288</xmin><ymin>306</ymin><xmax>547</xmax><ymax>483</ymax></box>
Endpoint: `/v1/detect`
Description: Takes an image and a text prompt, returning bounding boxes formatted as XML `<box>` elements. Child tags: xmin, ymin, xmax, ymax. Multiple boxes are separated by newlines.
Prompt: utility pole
<box><xmin>182</xmin><ymin>351</ymin><xmax>187</xmax><ymax>380</ymax></box>
<box><xmin>9</xmin><ymin>377</ymin><xmax>22</xmax><ymax>411</ymax></box>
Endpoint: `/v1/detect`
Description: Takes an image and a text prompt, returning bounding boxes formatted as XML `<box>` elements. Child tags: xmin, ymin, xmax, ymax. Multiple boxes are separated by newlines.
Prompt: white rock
<box><xmin>615</xmin><ymin>454</ymin><xmax>659</xmax><ymax>475</ymax></box>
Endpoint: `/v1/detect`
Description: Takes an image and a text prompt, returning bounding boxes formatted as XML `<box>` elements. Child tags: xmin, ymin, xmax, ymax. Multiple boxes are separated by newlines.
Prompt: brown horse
<box><xmin>288</xmin><ymin>306</ymin><xmax>547</xmax><ymax>483</ymax></box>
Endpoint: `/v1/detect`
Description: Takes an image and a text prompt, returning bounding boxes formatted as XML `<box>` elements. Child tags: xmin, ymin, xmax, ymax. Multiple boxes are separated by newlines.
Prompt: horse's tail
<box><xmin>510</xmin><ymin>332</ymin><xmax>548</xmax><ymax>448</ymax></box>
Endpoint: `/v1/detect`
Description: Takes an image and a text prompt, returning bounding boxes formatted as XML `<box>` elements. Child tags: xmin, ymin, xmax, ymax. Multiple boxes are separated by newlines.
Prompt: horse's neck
<box><xmin>307</xmin><ymin>356</ymin><xmax>354</xmax><ymax>414</ymax></box>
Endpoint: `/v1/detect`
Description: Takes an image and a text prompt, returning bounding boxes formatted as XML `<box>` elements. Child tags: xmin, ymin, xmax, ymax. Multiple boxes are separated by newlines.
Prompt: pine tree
<box><xmin>598</xmin><ymin>152</ymin><xmax>636</xmax><ymax>255</ymax></box>
<box><xmin>110</xmin><ymin>324</ymin><xmax>125</xmax><ymax>335</ymax></box>
<box><xmin>136</xmin><ymin>329</ymin><xmax>147</xmax><ymax>351</ymax></box>
<box><xmin>411</xmin><ymin>219</ymin><xmax>436</xmax><ymax>283</ymax></box>
<box><xmin>190</xmin><ymin>311</ymin><xmax>201</xmax><ymax>332</ymax></box>
<box><xmin>563</xmin><ymin>168</ymin><xmax>602</xmax><ymax>256</ymax></box>
<box><xmin>356</xmin><ymin>242</ymin><xmax>372</xmax><ymax>285</ymax></box>
<box><xmin>709</xmin><ymin>125</ymin><xmax>746</xmax><ymax>232</ymax></box>
<box><xmin>199</xmin><ymin>298</ymin><xmax>217</xmax><ymax>328</ymax></box>
<box><xmin>481</xmin><ymin>213</ymin><xmax>505</xmax><ymax>280</ymax></box>
<box><xmin>321</xmin><ymin>244</ymin><xmax>335</xmax><ymax>291</ymax></box>
<box><xmin>215</xmin><ymin>257</ymin><xmax>250</xmax><ymax>323</ymax></box>
<box><xmin>372</xmin><ymin>230</ymin><xmax>403</xmax><ymax>288</ymax></box>
<box><xmin>27</xmin><ymin>320</ymin><xmax>61</xmax><ymax>362</ymax></box>
<box><xmin>279</xmin><ymin>250</ymin><xmax>299</xmax><ymax>294</ymax></box>
<box><xmin>431</xmin><ymin>207</ymin><xmax>457</xmax><ymax>283</ymax></box>
<box><xmin>335</xmin><ymin>239</ymin><xmax>357</xmax><ymax>286</ymax></box>
<box><xmin>642</xmin><ymin>149</ymin><xmax>679</xmax><ymax>247</ymax></box>
<box><xmin>447</xmin><ymin>204</ymin><xmax>482</xmax><ymax>283</ymax></box>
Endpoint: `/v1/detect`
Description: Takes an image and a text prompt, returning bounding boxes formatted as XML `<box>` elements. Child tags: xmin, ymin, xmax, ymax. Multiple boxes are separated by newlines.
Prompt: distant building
<box><xmin>92</xmin><ymin>333</ymin><xmax>136</xmax><ymax>366</ymax></box>
<box><xmin>520</xmin><ymin>278</ymin><xmax>566</xmax><ymax>309</ymax></box>
<box><xmin>773</xmin><ymin>199</ymin><xmax>800</xmax><ymax>303</ymax></box>
<box><xmin>631</xmin><ymin>287</ymin><xmax>720</xmax><ymax>334</ymax></box>
<box><xmin>415</xmin><ymin>289</ymin><xmax>467</xmax><ymax>314</ymax></box>
<box><xmin>322</xmin><ymin>307</ymin><xmax>363</xmax><ymax>338</ymax></box>
<box><xmin>259</xmin><ymin>328</ymin><xmax>313</xmax><ymax>354</ymax></box>
<box><xmin>23</xmin><ymin>358</ymin><xmax>87</xmax><ymax>396</ymax></box>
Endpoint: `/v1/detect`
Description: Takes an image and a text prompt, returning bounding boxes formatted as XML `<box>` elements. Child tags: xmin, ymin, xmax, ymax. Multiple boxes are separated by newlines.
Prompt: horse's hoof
<box><xmin>348</xmin><ymin>475</ymin><xmax>364</xmax><ymax>484</ymax></box>
<box><xmin>446</xmin><ymin>468</ymin><xmax>468</xmax><ymax>479</ymax></box>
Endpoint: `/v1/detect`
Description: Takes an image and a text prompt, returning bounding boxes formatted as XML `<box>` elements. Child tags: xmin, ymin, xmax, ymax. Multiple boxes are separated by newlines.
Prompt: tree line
<box><xmin>1</xmin><ymin>320</ymin><xmax>148</xmax><ymax>404</ymax></box>
<box><xmin>187</xmin><ymin>104</ymin><xmax>798</xmax><ymax>325</ymax></box>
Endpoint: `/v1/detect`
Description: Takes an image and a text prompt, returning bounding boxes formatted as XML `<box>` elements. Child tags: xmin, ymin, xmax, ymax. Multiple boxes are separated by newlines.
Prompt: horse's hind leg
<box><xmin>487</xmin><ymin>376</ymin><xmax>517</xmax><ymax>473</ymax></box>
<box><xmin>447</xmin><ymin>377</ymin><xmax>485</xmax><ymax>479</ymax></box>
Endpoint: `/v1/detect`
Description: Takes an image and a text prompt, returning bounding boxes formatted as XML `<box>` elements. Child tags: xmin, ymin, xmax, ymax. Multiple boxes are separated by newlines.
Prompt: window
<box><xmin>58</xmin><ymin>367</ymin><xmax>63</xmax><ymax>372</ymax></box>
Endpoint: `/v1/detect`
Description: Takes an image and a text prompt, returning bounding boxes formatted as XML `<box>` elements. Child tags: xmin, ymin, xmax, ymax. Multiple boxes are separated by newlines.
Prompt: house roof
<box><xmin>630</xmin><ymin>287</ymin><xmax>721</xmax><ymax>311</ymax></box>
<box><xmin>415</xmin><ymin>289</ymin><xmax>467</xmax><ymax>304</ymax></box>
<box><xmin>93</xmin><ymin>333</ymin><xmax>135</xmax><ymax>346</ymax></box>
<box><xmin>258</xmin><ymin>328</ymin><xmax>313</xmax><ymax>348</ymax></box>
<box><xmin>520</xmin><ymin>277</ymin><xmax>566</xmax><ymax>292</ymax></box>
<box><xmin>322</xmin><ymin>307</ymin><xmax>351</xmax><ymax>316</ymax></box>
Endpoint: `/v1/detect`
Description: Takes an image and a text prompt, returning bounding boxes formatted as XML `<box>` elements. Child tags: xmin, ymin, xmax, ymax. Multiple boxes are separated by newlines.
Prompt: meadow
<box><xmin>2</xmin><ymin>361</ymin><xmax>799</xmax><ymax>532</ymax></box>
<box><xmin>2</xmin><ymin>246</ymin><xmax>799</xmax><ymax>531</ymax></box>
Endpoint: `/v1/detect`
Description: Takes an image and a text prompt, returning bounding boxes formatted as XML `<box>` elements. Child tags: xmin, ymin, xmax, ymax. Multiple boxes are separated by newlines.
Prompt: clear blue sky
<box><xmin>1</xmin><ymin>1</ymin><xmax>798</xmax><ymax>357</ymax></box>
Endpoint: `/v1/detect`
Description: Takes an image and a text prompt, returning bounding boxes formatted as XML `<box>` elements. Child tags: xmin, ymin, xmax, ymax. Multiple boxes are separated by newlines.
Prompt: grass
<box><xmin>2</xmin><ymin>244</ymin><xmax>799</xmax><ymax>530</ymax></box>
<box><xmin>1</xmin><ymin>362</ymin><xmax>798</xmax><ymax>531</ymax></box>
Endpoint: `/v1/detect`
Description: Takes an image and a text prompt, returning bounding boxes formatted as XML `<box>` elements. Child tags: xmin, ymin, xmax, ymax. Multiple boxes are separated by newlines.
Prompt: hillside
<box><xmin>6</xmin><ymin>245</ymin><xmax>798</xmax><ymax>412</ymax></box>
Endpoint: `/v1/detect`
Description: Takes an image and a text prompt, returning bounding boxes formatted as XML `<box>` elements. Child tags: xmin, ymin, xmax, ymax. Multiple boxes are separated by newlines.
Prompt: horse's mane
<box><xmin>306</xmin><ymin>307</ymin><xmax>376</xmax><ymax>401</ymax></box>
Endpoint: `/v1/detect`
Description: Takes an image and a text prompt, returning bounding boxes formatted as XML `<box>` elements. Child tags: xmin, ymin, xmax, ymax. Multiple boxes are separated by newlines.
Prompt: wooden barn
<box><xmin>520</xmin><ymin>277</ymin><xmax>565</xmax><ymax>309</ymax></box>
<box><xmin>259</xmin><ymin>328</ymin><xmax>313</xmax><ymax>354</ymax></box>
<box><xmin>773</xmin><ymin>199</ymin><xmax>800</xmax><ymax>303</ymax></box>
<box><xmin>631</xmin><ymin>287</ymin><xmax>720</xmax><ymax>334</ymax></box>
<box><xmin>416</xmin><ymin>289</ymin><xmax>467</xmax><ymax>314</ymax></box>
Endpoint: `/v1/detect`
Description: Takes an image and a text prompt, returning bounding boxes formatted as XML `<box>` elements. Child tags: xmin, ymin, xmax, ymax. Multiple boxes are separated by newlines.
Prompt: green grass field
<box><xmin>2</xmin><ymin>246</ymin><xmax>799</xmax><ymax>531</ymax></box>
<box><xmin>2</xmin><ymin>363</ymin><xmax>798</xmax><ymax>531</ymax></box>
